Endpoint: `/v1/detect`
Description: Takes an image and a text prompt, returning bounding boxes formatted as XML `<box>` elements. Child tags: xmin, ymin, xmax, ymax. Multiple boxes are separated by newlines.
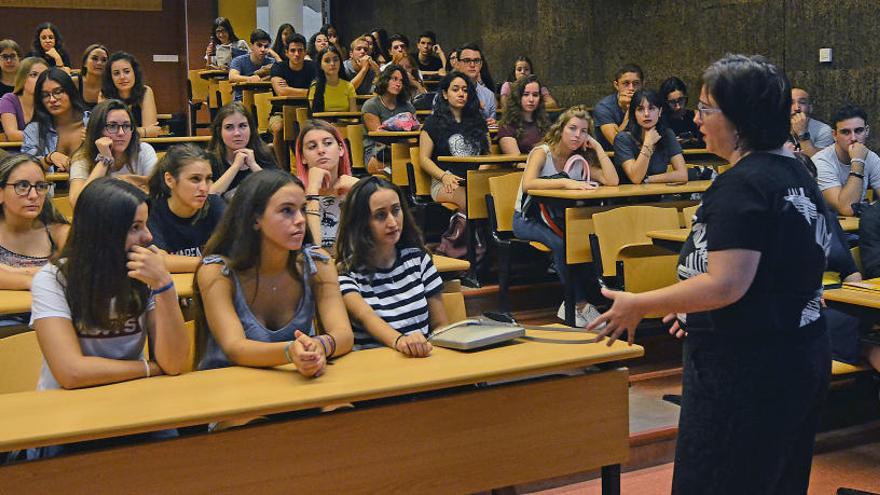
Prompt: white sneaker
<box><xmin>557</xmin><ymin>302</ymin><xmax>606</xmax><ymax>329</ymax></box>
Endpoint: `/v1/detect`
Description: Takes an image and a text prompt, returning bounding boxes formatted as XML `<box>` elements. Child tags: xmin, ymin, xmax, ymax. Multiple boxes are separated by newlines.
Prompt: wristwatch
<box><xmin>797</xmin><ymin>131</ymin><xmax>811</xmax><ymax>141</ymax></box>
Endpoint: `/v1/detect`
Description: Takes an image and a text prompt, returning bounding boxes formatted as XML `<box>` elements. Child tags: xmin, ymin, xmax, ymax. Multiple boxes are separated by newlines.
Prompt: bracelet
<box><xmin>440</xmin><ymin>170</ymin><xmax>451</xmax><ymax>179</ymax></box>
<box><xmin>317</xmin><ymin>335</ymin><xmax>329</xmax><ymax>356</ymax></box>
<box><xmin>95</xmin><ymin>153</ymin><xmax>114</xmax><ymax>167</ymax></box>
<box><xmin>284</xmin><ymin>340</ymin><xmax>294</xmax><ymax>363</ymax></box>
<box><xmin>851</xmin><ymin>158</ymin><xmax>866</xmax><ymax>166</ymax></box>
<box><xmin>849</xmin><ymin>171</ymin><xmax>865</xmax><ymax>180</ymax></box>
<box><xmin>142</xmin><ymin>358</ymin><xmax>151</xmax><ymax>378</ymax></box>
<box><xmin>305</xmin><ymin>194</ymin><xmax>321</xmax><ymax>201</ymax></box>
<box><xmin>326</xmin><ymin>333</ymin><xmax>336</xmax><ymax>358</ymax></box>
<box><xmin>150</xmin><ymin>280</ymin><xmax>175</xmax><ymax>296</ymax></box>
<box><xmin>393</xmin><ymin>333</ymin><xmax>404</xmax><ymax>350</ymax></box>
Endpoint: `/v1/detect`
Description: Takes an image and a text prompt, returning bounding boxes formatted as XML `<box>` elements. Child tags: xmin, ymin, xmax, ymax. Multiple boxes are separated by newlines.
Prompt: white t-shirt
<box><xmin>813</xmin><ymin>145</ymin><xmax>880</xmax><ymax>203</ymax></box>
<box><xmin>29</xmin><ymin>263</ymin><xmax>154</xmax><ymax>390</ymax></box>
<box><xmin>69</xmin><ymin>142</ymin><xmax>158</xmax><ymax>181</ymax></box>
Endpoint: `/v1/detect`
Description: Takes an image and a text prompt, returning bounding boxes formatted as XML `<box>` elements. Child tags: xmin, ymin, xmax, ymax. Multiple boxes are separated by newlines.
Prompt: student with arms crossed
<box><xmin>147</xmin><ymin>144</ymin><xmax>225</xmax><ymax>273</ymax></box>
<box><xmin>613</xmin><ymin>88</ymin><xmax>687</xmax><ymax>184</ymax></box>
<box><xmin>195</xmin><ymin>170</ymin><xmax>353</xmax><ymax>374</ymax></box>
<box><xmin>269</xmin><ymin>33</ymin><xmax>316</xmax><ymax>169</ymax></box>
<box><xmin>68</xmin><ymin>99</ymin><xmax>158</xmax><ymax>206</ymax></box>
<box><xmin>336</xmin><ymin>177</ymin><xmax>446</xmax><ymax>355</ymax></box>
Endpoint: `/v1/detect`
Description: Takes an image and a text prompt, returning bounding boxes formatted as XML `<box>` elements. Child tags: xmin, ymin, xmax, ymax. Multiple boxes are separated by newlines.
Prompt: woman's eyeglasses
<box><xmin>3</xmin><ymin>180</ymin><xmax>50</xmax><ymax>196</ymax></box>
<box><xmin>104</xmin><ymin>122</ymin><xmax>133</xmax><ymax>134</ymax></box>
<box><xmin>40</xmin><ymin>88</ymin><xmax>66</xmax><ymax>101</ymax></box>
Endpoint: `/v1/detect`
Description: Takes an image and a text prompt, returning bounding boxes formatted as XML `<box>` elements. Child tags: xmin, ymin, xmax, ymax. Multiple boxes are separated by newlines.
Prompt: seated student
<box><xmin>659</xmin><ymin>76</ymin><xmax>704</xmax><ymax>148</ymax></box>
<box><xmin>392</xmin><ymin>52</ymin><xmax>427</xmax><ymax>95</ymax></box>
<box><xmin>147</xmin><ymin>144</ymin><xmax>225</xmax><ymax>273</ymax></box>
<box><xmin>378</xmin><ymin>33</ymin><xmax>411</xmax><ymax>72</ymax></box>
<box><xmin>28</xmin><ymin>178</ymin><xmax>188</xmax><ymax>457</ymax></box>
<box><xmin>69</xmin><ymin>99</ymin><xmax>158</xmax><ymax>206</ymax></box>
<box><xmin>594</xmin><ymin>63</ymin><xmax>643</xmax><ymax>149</ymax></box>
<box><xmin>613</xmin><ymin>88</ymin><xmax>687</xmax><ymax>184</ymax></box>
<box><xmin>362</xmin><ymin>65</ymin><xmax>417</xmax><ymax>175</ymax></box>
<box><xmin>791</xmin><ymin>87</ymin><xmax>834</xmax><ymax>157</ymax></box>
<box><xmin>306</xmin><ymin>31</ymin><xmax>330</xmax><ymax>62</ymax></box>
<box><xmin>370</xmin><ymin>28</ymin><xmax>391</xmax><ymax>65</ymax></box>
<box><xmin>497</xmin><ymin>75</ymin><xmax>551</xmax><ymax>155</ymax></box>
<box><xmin>73</xmin><ymin>44</ymin><xmax>108</xmax><ymax>112</ymax></box>
<box><xmin>207</xmin><ymin>102</ymin><xmax>277</xmax><ymax>200</ymax></box>
<box><xmin>814</xmin><ymin>104</ymin><xmax>880</xmax><ymax>216</ymax></box>
<box><xmin>228</xmin><ymin>29</ymin><xmax>276</xmax><ymax>102</ymax></box>
<box><xmin>206</xmin><ymin>17</ymin><xmax>249</xmax><ymax>69</ymax></box>
<box><xmin>362</xmin><ymin>32</ymin><xmax>379</xmax><ymax>61</ymax></box>
<box><xmin>499</xmin><ymin>56</ymin><xmax>557</xmax><ymax>109</ymax></box>
<box><xmin>0</xmin><ymin>39</ymin><xmax>22</xmax><ymax>97</ymax></box>
<box><xmin>324</xmin><ymin>24</ymin><xmax>348</xmax><ymax>60</ymax></box>
<box><xmin>308</xmin><ymin>45</ymin><xmax>356</xmax><ymax>113</ymax></box>
<box><xmin>27</xmin><ymin>23</ymin><xmax>70</xmax><ymax>72</ymax></box>
<box><xmin>293</xmin><ymin>119</ymin><xmax>358</xmax><ymax>250</ymax></box>
<box><xmin>268</xmin><ymin>23</ymin><xmax>295</xmax><ymax>63</ymax></box>
<box><xmin>419</xmin><ymin>71</ymin><xmax>490</xmax><ymax>257</ymax></box>
<box><xmin>195</xmin><ymin>170</ymin><xmax>353</xmax><ymax>373</ymax></box>
<box><xmin>457</xmin><ymin>43</ymin><xmax>496</xmax><ymax>122</ymax></box>
<box><xmin>0</xmin><ymin>57</ymin><xmax>47</xmax><ymax>141</ymax></box>
<box><xmin>22</xmin><ymin>68</ymin><xmax>88</xmax><ymax>172</ymax></box>
<box><xmin>342</xmin><ymin>35</ymin><xmax>379</xmax><ymax>95</ymax></box>
<box><xmin>101</xmin><ymin>52</ymin><xmax>162</xmax><ymax>138</ymax></box>
<box><xmin>415</xmin><ymin>31</ymin><xmax>446</xmax><ymax>74</ymax></box>
<box><xmin>513</xmin><ymin>106</ymin><xmax>618</xmax><ymax>326</ymax></box>
<box><xmin>269</xmin><ymin>33</ymin><xmax>316</xmax><ymax>168</ymax></box>
<box><xmin>336</xmin><ymin>177</ymin><xmax>447</xmax><ymax>354</ymax></box>
<box><xmin>0</xmin><ymin>154</ymin><xmax>69</xmax><ymax>293</ymax></box>
<box><xmin>446</xmin><ymin>47</ymin><xmax>459</xmax><ymax>73</ymax></box>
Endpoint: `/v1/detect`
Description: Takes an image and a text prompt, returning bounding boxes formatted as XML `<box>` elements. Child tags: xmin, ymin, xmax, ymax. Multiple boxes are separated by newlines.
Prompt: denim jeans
<box><xmin>512</xmin><ymin>211</ymin><xmax>604</xmax><ymax>305</ymax></box>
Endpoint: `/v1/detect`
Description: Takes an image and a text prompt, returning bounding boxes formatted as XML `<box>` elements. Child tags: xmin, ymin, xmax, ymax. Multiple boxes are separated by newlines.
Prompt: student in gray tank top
<box><xmin>195</xmin><ymin>170</ymin><xmax>353</xmax><ymax>375</ymax></box>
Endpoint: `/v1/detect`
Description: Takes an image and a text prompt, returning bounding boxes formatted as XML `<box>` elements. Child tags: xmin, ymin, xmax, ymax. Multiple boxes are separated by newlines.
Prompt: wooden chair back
<box><xmin>254</xmin><ymin>92</ymin><xmax>272</xmax><ymax>135</ymax></box>
<box><xmin>347</xmin><ymin>124</ymin><xmax>366</xmax><ymax>172</ymax></box>
<box><xmin>0</xmin><ymin>331</ymin><xmax>43</xmax><ymax>394</ymax></box>
<box><xmin>50</xmin><ymin>195</ymin><xmax>73</xmax><ymax>221</ymax></box>
<box><xmin>188</xmin><ymin>70</ymin><xmax>210</xmax><ymax>104</ymax></box>
<box><xmin>681</xmin><ymin>204</ymin><xmax>699</xmax><ymax>229</ymax></box>
<box><xmin>466</xmin><ymin>169</ymin><xmax>513</xmax><ymax>220</ymax></box>
<box><xmin>441</xmin><ymin>291</ymin><xmax>468</xmax><ymax>323</ymax></box>
<box><xmin>408</xmin><ymin>146</ymin><xmax>430</xmax><ymax>192</ymax></box>
<box><xmin>218</xmin><ymin>80</ymin><xmax>233</xmax><ymax>107</ymax></box>
<box><xmin>592</xmin><ymin>205</ymin><xmax>681</xmax><ymax>277</ymax></box>
<box><xmin>487</xmin><ymin>172</ymin><xmax>523</xmax><ymax>233</ymax></box>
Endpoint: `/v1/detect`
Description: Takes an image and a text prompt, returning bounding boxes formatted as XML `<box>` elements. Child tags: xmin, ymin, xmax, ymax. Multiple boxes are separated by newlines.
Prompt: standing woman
<box><xmin>0</xmin><ymin>153</ymin><xmax>69</xmax><ymax>292</ymax></box>
<box><xmin>613</xmin><ymin>88</ymin><xmax>687</xmax><ymax>184</ymax></box>
<box><xmin>68</xmin><ymin>99</ymin><xmax>158</xmax><ymax>206</ymax></box>
<box><xmin>102</xmin><ymin>52</ymin><xmax>162</xmax><ymax>138</ymax></box>
<box><xmin>27</xmin><ymin>23</ymin><xmax>71</xmax><ymax>72</ymax></box>
<box><xmin>589</xmin><ymin>54</ymin><xmax>832</xmax><ymax>494</ymax></box>
<box><xmin>499</xmin><ymin>56</ymin><xmax>557</xmax><ymax>109</ymax></box>
<box><xmin>21</xmin><ymin>68</ymin><xmax>88</xmax><ymax>172</ymax></box>
<box><xmin>308</xmin><ymin>45</ymin><xmax>356</xmax><ymax>113</ymax></box>
<box><xmin>336</xmin><ymin>177</ymin><xmax>447</xmax><ymax>354</ymax></box>
<box><xmin>206</xmin><ymin>17</ymin><xmax>249</xmax><ymax>69</ymax></box>
<box><xmin>147</xmin><ymin>144</ymin><xmax>225</xmax><ymax>273</ymax></box>
<box><xmin>0</xmin><ymin>57</ymin><xmax>47</xmax><ymax>141</ymax></box>
<box><xmin>195</xmin><ymin>170</ymin><xmax>353</xmax><ymax>374</ymax></box>
<box><xmin>293</xmin><ymin>119</ymin><xmax>357</xmax><ymax>250</ymax></box>
<box><xmin>206</xmin><ymin>102</ymin><xmax>276</xmax><ymax>199</ymax></box>
<box><xmin>514</xmin><ymin>106</ymin><xmax>618</xmax><ymax>326</ymax></box>
<box><xmin>497</xmin><ymin>74</ymin><xmax>552</xmax><ymax>155</ymax></box>
<box><xmin>0</xmin><ymin>40</ymin><xmax>22</xmax><ymax>97</ymax></box>
<box><xmin>74</xmin><ymin>44</ymin><xmax>109</xmax><ymax>111</ymax></box>
<box><xmin>269</xmin><ymin>23</ymin><xmax>295</xmax><ymax>63</ymax></box>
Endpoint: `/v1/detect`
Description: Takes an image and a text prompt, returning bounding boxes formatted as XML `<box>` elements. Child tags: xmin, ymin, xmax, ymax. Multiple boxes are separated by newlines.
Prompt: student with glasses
<box><xmin>206</xmin><ymin>17</ymin><xmax>249</xmax><ymax>69</ymax></box>
<box><xmin>0</xmin><ymin>57</ymin><xmax>47</xmax><ymax>142</ymax></box>
<box><xmin>659</xmin><ymin>76</ymin><xmax>704</xmax><ymax>149</ymax></box>
<box><xmin>0</xmin><ymin>39</ymin><xmax>22</xmax><ymax>97</ymax></box>
<box><xmin>457</xmin><ymin>43</ymin><xmax>496</xmax><ymax>122</ymax></box>
<box><xmin>813</xmin><ymin>104</ymin><xmax>880</xmax><ymax>216</ymax></box>
<box><xmin>21</xmin><ymin>68</ymin><xmax>88</xmax><ymax>172</ymax></box>
<box><xmin>68</xmin><ymin>99</ymin><xmax>158</xmax><ymax>206</ymax></box>
<box><xmin>0</xmin><ymin>153</ymin><xmax>69</xmax><ymax>293</ymax></box>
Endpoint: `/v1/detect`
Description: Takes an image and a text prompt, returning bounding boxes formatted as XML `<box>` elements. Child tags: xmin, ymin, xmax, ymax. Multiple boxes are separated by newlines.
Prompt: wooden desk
<box><xmin>198</xmin><ymin>69</ymin><xmax>228</xmax><ymax>80</ymax></box>
<box><xmin>367</xmin><ymin>130</ymin><xmax>421</xmax><ymax>186</ymax></box>
<box><xmin>311</xmin><ymin>111</ymin><xmax>363</xmax><ymax>122</ymax></box>
<box><xmin>0</xmin><ymin>273</ymin><xmax>194</xmax><ymax>316</ymax></box>
<box><xmin>0</xmin><ymin>337</ymin><xmax>642</xmax><ymax>493</ymax></box>
<box><xmin>437</xmin><ymin>154</ymin><xmax>528</xmax><ymax>165</ymax></box>
<box><xmin>0</xmin><ymin>140</ymin><xmax>22</xmax><ymax>152</ymax></box>
<box><xmin>198</xmin><ymin>69</ymin><xmax>229</xmax><ymax>112</ymax></box>
<box><xmin>143</xmin><ymin>136</ymin><xmax>211</xmax><ymax>151</ymax></box>
<box><xmin>432</xmin><ymin>254</ymin><xmax>470</xmax><ymax>273</ymax></box>
<box><xmin>647</xmin><ymin>228</ymin><xmax>689</xmax><ymax>252</ymax></box>
<box><xmin>231</xmin><ymin>81</ymin><xmax>273</xmax><ymax>117</ymax></box>
<box><xmin>268</xmin><ymin>96</ymin><xmax>310</xmax><ymax>141</ymax></box>
<box><xmin>529</xmin><ymin>180</ymin><xmax>711</xmax><ymax>202</ymax></box>
<box><xmin>839</xmin><ymin>216</ymin><xmax>859</xmax><ymax>232</ymax></box>
<box><xmin>45</xmin><ymin>172</ymin><xmax>69</xmax><ymax>183</ymax></box>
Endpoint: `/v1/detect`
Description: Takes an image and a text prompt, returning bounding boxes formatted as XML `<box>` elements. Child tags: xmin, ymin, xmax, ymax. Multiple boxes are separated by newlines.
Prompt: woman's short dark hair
<box><xmin>505</xmin><ymin>55</ymin><xmax>535</xmax><ymax>83</ymax></box>
<box><xmin>374</xmin><ymin>63</ymin><xmax>411</xmax><ymax>104</ymax></box>
<box><xmin>702</xmin><ymin>54</ymin><xmax>791</xmax><ymax>151</ymax></box>
<box><xmin>659</xmin><ymin>77</ymin><xmax>687</xmax><ymax>99</ymax></box>
<box><xmin>335</xmin><ymin>176</ymin><xmax>426</xmax><ymax>274</ymax></box>
<box><xmin>102</xmin><ymin>51</ymin><xmax>146</xmax><ymax>108</ymax></box>
<box><xmin>56</xmin><ymin>178</ymin><xmax>149</xmax><ymax>332</ymax></box>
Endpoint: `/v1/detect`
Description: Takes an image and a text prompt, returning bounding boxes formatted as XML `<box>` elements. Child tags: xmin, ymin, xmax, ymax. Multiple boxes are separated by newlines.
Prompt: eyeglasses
<box><xmin>104</xmin><ymin>122</ymin><xmax>133</xmax><ymax>134</ymax></box>
<box><xmin>667</xmin><ymin>96</ymin><xmax>687</xmax><ymax>107</ymax></box>
<box><xmin>696</xmin><ymin>101</ymin><xmax>723</xmax><ymax>119</ymax></box>
<box><xmin>3</xmin><ymin>180</ymin><xmax>50</xmax><ymax>196</ymax></box>
<box><xmin>459</xmin><ymin>58</ymin><xmax>482</xmax><ymax>65</ymax></box>
<box><xmin>40</xmin><ymin>88</ymin><xmax>66</xmax><ymax>101</ymax></box>
<box><xmin>0</xmin><ymin>54</ymin><xmax>18</xmax><ymax>62</ymax></box>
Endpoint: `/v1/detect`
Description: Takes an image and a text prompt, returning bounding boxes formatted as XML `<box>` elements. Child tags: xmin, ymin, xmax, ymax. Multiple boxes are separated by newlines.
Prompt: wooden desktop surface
<box><xmin>824</xmin><ymin>285</ymin><xmax>880</xmax><ymax>310</ymax></box>
<box><xmin>437</xmin><ymin>154</ymin><xmax>528</xmax><ymax>164</ymax></box>
<box><xmin>311</xmin><ymin>111</ymin><xmax>363</xmax><ymax>119</ymax></box>
<box><xmin>267</xmin><ymin>95</ymin><xmax>309</xmax><ymax>104</ymax></box>
<box><xmin>0</xmin><ymin>273</ymin><xmax>194</xmax><ymax>315</ymax></box>
<box><xmin>198</xmin><ymin>69</ymin><xmax>228</xmax><ymax>80</ymax></box>
<box><xmin>529</xmin><ymin>180</ymin><xmax>712</xmax><ymax>200</ymax></box>
<box><xmin>367</xmin><ymin>130</ymin><xmax>421</xmax><ymax>138</ymax></box>
<box><xmin>647</xmin><ymin>228</ymin><xmax>689</xmax><ymax>243</ymax></box>
<box><xmin>230</xmin><ymin>81</ymin><xmax>272</xmax><ymax>89</ymax></box>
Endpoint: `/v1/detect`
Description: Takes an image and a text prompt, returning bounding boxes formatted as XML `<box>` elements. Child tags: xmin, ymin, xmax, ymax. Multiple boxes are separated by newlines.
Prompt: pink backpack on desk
<box><xmin>380</xmin><ymin>112</ymin><xmax>420</xmax><ymax>131</ymax></box>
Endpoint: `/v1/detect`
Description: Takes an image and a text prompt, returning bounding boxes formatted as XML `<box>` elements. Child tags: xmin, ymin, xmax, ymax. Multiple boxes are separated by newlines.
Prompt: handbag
<box><xmin>380</xmin><ymin>112</ymin><xmax>420</xmax><ymax>131</ymax></box>
<box><xmin>525</xmin><ymin>154</ymin><xmax>593</xmax><ymax>238</ymax></box>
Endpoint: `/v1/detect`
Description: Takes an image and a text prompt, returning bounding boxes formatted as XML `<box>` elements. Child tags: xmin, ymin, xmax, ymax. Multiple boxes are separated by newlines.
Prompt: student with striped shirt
<box><xmin>336</xmin><ymin>177</ymin><xmax>447</xmax><ymax>356</ymax></box>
